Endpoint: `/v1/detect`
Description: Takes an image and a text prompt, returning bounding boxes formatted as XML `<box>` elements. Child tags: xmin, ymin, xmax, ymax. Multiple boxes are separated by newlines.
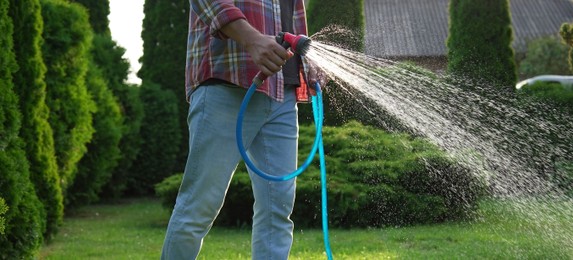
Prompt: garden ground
<box><xmin>40</xmin><ymin>198</ymin><xmax>573</xmax><ymax>259</ymax></box>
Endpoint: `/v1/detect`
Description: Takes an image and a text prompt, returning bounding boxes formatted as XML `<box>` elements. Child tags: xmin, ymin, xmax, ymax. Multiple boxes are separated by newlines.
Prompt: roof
<box><xmin>364</xmin><ymin>0</ymin><xmax>573</xmax><ymax>58</ymax></box>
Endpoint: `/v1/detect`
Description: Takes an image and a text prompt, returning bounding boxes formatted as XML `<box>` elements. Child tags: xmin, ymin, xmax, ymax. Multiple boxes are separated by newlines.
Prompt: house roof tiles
<box><xmin>364</xmin><ymin>0</ymin><xmax>573</xmax><ymax>58</ymax></box>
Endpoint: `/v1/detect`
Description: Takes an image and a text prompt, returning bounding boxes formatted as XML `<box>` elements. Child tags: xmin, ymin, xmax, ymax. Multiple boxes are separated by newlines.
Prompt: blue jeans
<box><xmin>161</xmin><ymin>83</ymin><xmax>298</xmax><ymax>260</ymax></box>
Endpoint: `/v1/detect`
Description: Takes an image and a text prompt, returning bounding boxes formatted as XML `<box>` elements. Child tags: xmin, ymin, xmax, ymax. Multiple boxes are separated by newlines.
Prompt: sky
<box><xmin>108</xmin><ymin>0</ymin><xmax>145</xmax><ymax>85</ymax></box>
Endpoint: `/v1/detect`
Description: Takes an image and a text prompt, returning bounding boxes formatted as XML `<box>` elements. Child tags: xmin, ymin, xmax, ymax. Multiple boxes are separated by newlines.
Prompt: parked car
<box><xmin>516</xmin><ymin>75</ymin><xmax>573</xmax><ymax>89</ymax></box>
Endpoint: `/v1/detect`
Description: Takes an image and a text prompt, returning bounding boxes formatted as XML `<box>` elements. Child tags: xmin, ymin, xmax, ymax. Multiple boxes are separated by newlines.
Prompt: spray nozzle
<box><xmin>276</xmin><ymin>32</ymin><xmax>311</xmax><ymax>56</ymax></box>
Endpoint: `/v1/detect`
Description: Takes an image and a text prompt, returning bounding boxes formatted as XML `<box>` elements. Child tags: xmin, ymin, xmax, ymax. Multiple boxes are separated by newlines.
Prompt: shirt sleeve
<box><xmin>191</xmin><ymin>0</ymin><xmax>247</xmax><ymax>39</ymax></box>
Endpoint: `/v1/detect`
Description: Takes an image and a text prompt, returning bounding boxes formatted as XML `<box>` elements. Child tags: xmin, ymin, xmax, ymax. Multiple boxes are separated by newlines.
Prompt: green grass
<box><xmin>40</xmin><ymin>198</ymin><xmax>573</xmax><ymax>259</ymax></box>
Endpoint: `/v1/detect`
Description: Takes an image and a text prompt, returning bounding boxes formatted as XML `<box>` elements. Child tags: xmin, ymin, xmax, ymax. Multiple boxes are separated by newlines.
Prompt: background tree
<box><xmin>8</xmin><ymin>0</ymin><xmax>63</xmax><ymax>240</ymax></box>
<box><xmin>41</xmin><ymin>0</ymin><xmax>95</xmax><ymax>191</ymax></box>
<box><xmin>66</xmin><ymin>61</ymin><xmax>123</xmax><ymax>207</ymax></box>
<box><xmin>518</xmin><ymin>37</ymin><xmax>570</xmax><ymax>78</ymax></box>
<box><xmin>65</xmin><ymin>0</ymin><xmax>124</xmax><ymax>206</ymax></box>
<box><xmin>560</xmin><ymin>23</ymin><xmax>573</xmax><ymax>73</ymax></box>
<box><xmin>129</xmin><ymin>81</ymin><xmax>181</xmax><ymax>195</ymax></box>
<box><xmin>71</xmin><ymin>0</ymin><xmax>145</xmax><ymax>200</ymax></box>
<box><xmin>138</xmin><ymin>0</ymin><xmax>188</xmax><ymax>172</ymax></box>
<box><xmin>0</xmin><ymin>0</ymin><xmax>44</xmax><ymax>256</ymax></box>
<box><xmin>447</xmin><ymin>0</ymin><xmax>517</xmax><ymax>89</ymax></box>
<box><xmin>306</xmin><ymin>0</ymin><xmax>365</xmax><ymax>52</ymax></box>
<box><xmin>93</xmin><ymin>34</ymin><xmax>145</xmax><ymax>200</ymax></box>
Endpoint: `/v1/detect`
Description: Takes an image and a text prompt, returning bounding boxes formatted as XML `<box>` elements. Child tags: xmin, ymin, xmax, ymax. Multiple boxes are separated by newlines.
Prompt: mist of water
<box><xmin>305</xmin><ymin>36</ymin><xmax>573</xmax><ymax>252</ymax></box>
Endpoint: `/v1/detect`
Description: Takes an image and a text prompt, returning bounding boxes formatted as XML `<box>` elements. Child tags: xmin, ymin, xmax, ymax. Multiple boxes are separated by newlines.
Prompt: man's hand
<box><xmin>220</xmin><ymin>19</ymin><xmax>290</xmax><ymax>77</ymax></box>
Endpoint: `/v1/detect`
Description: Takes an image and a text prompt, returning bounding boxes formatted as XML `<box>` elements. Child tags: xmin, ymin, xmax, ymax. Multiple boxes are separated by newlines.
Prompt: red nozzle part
<box><xmin>277</xmin><ymin>32</ymin><xmax>311</xmax><ymax>56</ymax></box>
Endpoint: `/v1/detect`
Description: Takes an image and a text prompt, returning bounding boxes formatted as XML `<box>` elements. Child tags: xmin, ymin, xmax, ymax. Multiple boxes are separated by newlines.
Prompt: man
<box><xmin>161</xmin><ymin>0</ymin><xmax>323</xmax><ymax>259</ymax></box>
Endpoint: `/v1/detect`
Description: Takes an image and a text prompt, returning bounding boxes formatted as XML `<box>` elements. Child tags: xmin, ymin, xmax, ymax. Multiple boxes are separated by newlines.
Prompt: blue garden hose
<box><xmin>236</xmin><ymin>81</ymin><xmax>333</xmax><ymax>260</ymax></box>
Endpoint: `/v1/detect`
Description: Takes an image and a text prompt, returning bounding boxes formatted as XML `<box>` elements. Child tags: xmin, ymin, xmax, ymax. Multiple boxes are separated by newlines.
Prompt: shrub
<box><xmin>128</xmin><ymin>82</ymin><xmax>181</xmax><ymax>195</ymax></box>
<box><xmin>519</xmin><ymin>37</ymin><xmax>570</xmax><ymax>78</ymax></box>
<box><xmin>520</xmin><ymin>81</ymin><xmax>573</xmax><ymax>109</ymax></box>
<box><xmin>306</xmin><ymin>0</ymin><xmax>364</xmax><ymax>51</ymax></box>
<box><xmin>518</xmin><ymin>81</ymin><xmax>573</xmax><ymax>196</ymax></box>
<box><xmin>560</xmin><ymin>23</ymin><xmax>573</xmax><ymax>72</ymax></box>
<box><xmin>41</xmin><ymin>0</ymin><xmax>95</xmax><ymax>190</ymax></box>
<box><xmin>447</xmin><ymin>0</ymin><xmax>517</xmax><ymax>89</ymax></box>
<box><xmin>8</xmin><ymin>0</ymin><xmax>63</xmax><ymax>239</ymax></box>
<box><xmin>0</xmin><ymin>198</ymin><xmax>6</xmax><ymax>235</ymax></box>
<box><xmin>155</xmin><ymin>173</ymin><xmax>183</xmax><ymax>211</ymax></box>
<box><xmin>0</xmin><ymin>2</ymin><xmax>44</xmax><ymax>255</ymax></box>
<box><xmin>67</xmin><ymin>63</ymin><xmax>122</xmax><ymax>207</ymax></box>
<box><xmin>139</xmin><ymin>0</ymin><xmax>189</xmax><ymax>171</ymax></box>
<box><xmin>155</xmin><ymin>121</ymin><xmax>486</xmax><ymax>228</ymax></box>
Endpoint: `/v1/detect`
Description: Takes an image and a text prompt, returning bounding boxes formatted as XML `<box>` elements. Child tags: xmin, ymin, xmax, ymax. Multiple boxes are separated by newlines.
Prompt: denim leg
<box><xmin>161</xmin><ymin>84</ymin><xmax>269</xmax><ymax>260</ymax></box>
<box><xmin>248</xmin><ymin>87</ymin><xmax>298</xmax><ymax>260</ymax></box>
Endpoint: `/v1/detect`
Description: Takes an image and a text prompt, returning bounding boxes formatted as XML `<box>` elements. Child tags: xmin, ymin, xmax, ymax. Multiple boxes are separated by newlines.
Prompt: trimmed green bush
<box><xmin>8</xmin><ymin>0</ymin><xmax>63</xmax><ymax>240</ymax></box>
<box><xmin>518</xmin><ymin>81</ymin><xmax>573</xmax><ymax>196</ymax></box>
<box><xmin>155</xmin><ymin>121</ymin><xmax>485</xmax><ymax>228</ymax></box>
<box><xmin>306</xmin><ymin>0</ymin><xmax>364</xmax><ymax>51</ymax></box>
<box><xmin>560</xmin><ymin>23</ymin><xmax>573</xmax><ymax>72</ymax></box>
<box><xmin>71</xmin><ymin>0</ymin><xmax>144</xmax><ymax>199</ymax></box>
<box><xmin>139</xmin><ymin>0</ymin><xmax>188</xmax><ymax>171</ymax></box>
<box><xmin>520</xmin><ymin>81</ymin><xmax>573</xmax><ymax>108</ymax></box>
<box><xmin>0</xmin><ymin>198</ymin><xmax>6</xmax><ymax>235</ymax></box>
<box><xmin>100</xmin><ymin>83</ymin><xmax>144</xmax><ymax>199</ymax></box>
<box><xmin>0</xmin><ymin>1</ymin><xmax>44</xmax><ymax>255</ymax></box>
<box><xmin>67</xmin><ymin>62</ymin><xmax>122</xmax><ymax>207</ymax></box>
<box><xmin>41</xmin><ymin>0</ymin><xmax>95</xmax><ymax>190</ymax></box>
<box><xmin>519</xmin><ymin>37</ymin><xmax>570</xmax><ymax>78</ymax></box>
<box><xmin>447</xmin><ymin>0</ymin><xmax>517</xmax><ymax>89</ymax></box>
<box><xmin>128</xmin><ymin>81</ymin><xmax>181</xmax><ymax>195</ymax></box>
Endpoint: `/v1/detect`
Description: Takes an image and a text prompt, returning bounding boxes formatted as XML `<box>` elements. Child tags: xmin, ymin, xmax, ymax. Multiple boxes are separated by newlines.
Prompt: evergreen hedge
<box><xmin>0</xmin><ymin>198</ymin><xmax>6</xmax><ymax>235</ymax></box>
<box><xmin>0</xmin><ymin>1</ymin><xmax>44</xmax><ymax>256</ymax></box>
<box><xmin>93</xmin><ymin>34</ymin><xmax>144</xmax><ymax>199</ymax></box>
<box><xmin>8</xmin><ymin>0</ymin><xmax>63</xmax><ymax>239</ymax></box>
<box><xmin>65</xmin><ymin>1</ymin><xmax>125</xmax><ymax>206</ymax></box>
<box><xmin>67</xmin><ymin>62</ymin><xmax>122</xmax><ymax>207</ymax></box>
<box><xmin>156</xmin><ymin>121</ymin><xmax>486</xmax><ymax>228</ymax></box>
<box><xmin>70</xmin><ymin>0</ymin><xmax>144</xmax><ymax>199</ymax></box>
<box><xmin>306</xmin><ymin>0</ymin><xmax>364</xmax><ymax>52</ymax></box>
<box><xmin>447</xmin><ymin>0</ymin><xmax>517</xmax><ymax>89</ymax></box>
<box><xmin>41</xmin><ymin>0</ymin><xmax>95</xmax><ymax>190</ymax></box>
<box><xmin>129</xmin><ymin>81</ymin><xmax>181</xmax><ymax>195</ymax></box>
<box><xmin>518</xmin><ymin>81</ymin><xmax>573</xmax><ymax>197</ymax></box>
<box><xmin>139</xmin><ymin>0</ymin><xmax>188</xmax><ymax>171</ymax></box>
<box><xmin>519</xmin><ymin>37</ymin><xmax>570</xmax><ymax>79</ymax></box>
<box><xmin>560</xmin><ymin>23</ymin><xmax>573</xmax><ymax>72</ymax></box>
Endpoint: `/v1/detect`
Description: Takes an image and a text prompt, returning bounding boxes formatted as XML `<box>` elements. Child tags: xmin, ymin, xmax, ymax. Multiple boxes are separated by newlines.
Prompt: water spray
<box><xmin>235</xmin><ymin>32</ymin><xmax>334</xmax><ymax>259</ymax></box>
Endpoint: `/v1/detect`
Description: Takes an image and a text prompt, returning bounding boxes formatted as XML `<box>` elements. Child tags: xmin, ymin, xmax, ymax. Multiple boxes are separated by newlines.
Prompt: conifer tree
<box><xmin>560</xmin><ymin>23</ymin><xmax>573</xmax><ymax>73</ymax></box>
<box><xmin>138</xmin><ymin>0</ymin><xmax>187</xmax><ymax>171</ymax></box>
<box><xmin>447</xmin><ymin>0</ymin><xmax>517</xmax><ymax>89</ymax></box>
<box><xmin>0</xmin><ymin>0</ymin><xmax>44</xmax><ymax>256</ymax></box>
<box><xmin>8</xmin><ymin>0</ymin><xmax>63</xmax><ymax>239</ymax></box>
<box><xmin>70</xmin><ymin>0</ymin><xmax>145</xmax><ymax>200</ymax></box>
<box><xmin>41</xmin><ymin>0</ymin><xmax>95</xmax><ymax>190</ymax></box>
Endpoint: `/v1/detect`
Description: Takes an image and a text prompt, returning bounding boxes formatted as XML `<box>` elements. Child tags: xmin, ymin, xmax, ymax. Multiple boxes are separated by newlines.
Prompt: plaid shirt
<box><xmin>187</xmin><ymin>0</ymin><xmax>311</xmax><ymax>102</ymax></box>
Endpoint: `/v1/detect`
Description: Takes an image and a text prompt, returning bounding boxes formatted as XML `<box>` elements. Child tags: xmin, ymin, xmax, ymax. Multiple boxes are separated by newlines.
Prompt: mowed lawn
<box><xmin>40</xmin><ymin>198</ymin><xmax>573</xmax><ymax>259</ymax></box>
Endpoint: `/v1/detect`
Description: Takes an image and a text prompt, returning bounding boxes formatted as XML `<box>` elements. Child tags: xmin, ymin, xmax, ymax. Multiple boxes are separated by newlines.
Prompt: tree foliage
<box><xmin>0</xmin><ymin>0</ymin><xmax>44</xmax><ymax>256</ymax></box>
<box><xmin>8</xmin><ymin>0</ymin><xmax>63</xmax><ymax>240</ymax></box>
<box><xmin>156</xmin><ymin>122</ymin><xmax>486</xmax><ymax>228</ymax></box>
<box><xmin>92</xmin><ymin>33</ymin><xmax>145</xmax><ymax>199</ymax></box>
<box><xmin>67</xmin><ymin>61</ymin><xmax>123</xmax><ymax>207</ymax></box>
<box><xmin>519</xmin><ymin>37</ymin><xmax>570</xmax><ymax>78</ymax></box>
<box><xmin>40</xmin><ymin>0</ymin><xmax>95</xmax><ymax>190</ymax></box>
<box><xmin>69</xmin><ymin>0</ymin><xmax>109</xmax><ymax>34</ymax></box>
<box><xmin>139</xmin><ymin>0</ymin><xmax>189</xmax><ymax>171</ymax></box>
<box><xmin>560</xmin><ymin>23</ymin><xmax>573</xmax><ymax>73</ymax></box>
<box><xmin>447</xmin><ymin>0</ymin><xmax>517</xmax><ymax>89</ymax></box>
<box><xmin>306</xmin><ymin>0</ymin><xmax>365</xmax><ymax>52</ymax></box>
<box><xmin>129</xmin><ymin>81</ymin><xmax>181</xmax><ymax>195</ymax></box>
